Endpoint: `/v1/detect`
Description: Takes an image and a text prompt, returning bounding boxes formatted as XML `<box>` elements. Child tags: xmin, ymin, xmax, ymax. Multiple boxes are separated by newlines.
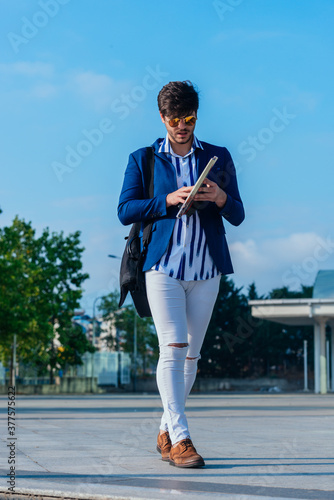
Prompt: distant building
<box><xmin>72</xmin><ymin>311</ymin><xmax>117</xmax><ymax>352</ymax></box>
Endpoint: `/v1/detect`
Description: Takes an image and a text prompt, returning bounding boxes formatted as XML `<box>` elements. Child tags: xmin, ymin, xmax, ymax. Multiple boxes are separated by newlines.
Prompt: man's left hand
<box><xmin>194</xmin><ymin>177</ymin><xmax>227</xmax><ymax>208</ymax></box>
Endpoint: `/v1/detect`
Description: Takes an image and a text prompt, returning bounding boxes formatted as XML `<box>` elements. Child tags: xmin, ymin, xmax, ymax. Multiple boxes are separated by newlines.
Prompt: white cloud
<box><xmin>262</xmin><ymin>232</ymin><xmax>323</xmax><ymax>262</ymax></box>
<box><xmin>30</xmin><ymin>83</ymin><xmax>57</xmax><ymax>99</ymax></box>
<box><xmin>230</xmin><ymin>232</ymin><xmax>334</xmax><ymax>294</ymax></box>
<box><xmin>0</xmin><ymin>63</ymin><xmax>133</xmax><ymax>108</ymax></box>
<box><xmin>0</xmin><ymin>61</ymin><xmax>57</xmax><ymax>101</ymax></box>
<box><xmin>51</xmin><ymin>195</ymin><xmax>106</xmax><ymax>210</ymax></box>
<box><xmin>282</xmin><ymin>90</ymin><xmax>320</xmax><ymax>113</ymax></box>
<box><xmin>0</xmin><ymin>61</ymin><xmax>54</xmax><ymax>78</ymax></box>
<box><xmin>68</xmin><ymin>70</ymin><xmax>131</xmax><ymax>111</ymax></box>
<box><xmin>72</xmin><ymin>71</ymin><xmax>113</xmax><ymax>95</ymax></box>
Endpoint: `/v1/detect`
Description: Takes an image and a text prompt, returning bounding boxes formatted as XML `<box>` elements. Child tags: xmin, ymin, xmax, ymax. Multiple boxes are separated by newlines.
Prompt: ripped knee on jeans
<box><xmin>159</xmin><ymin>343</ymin><xmax>188</xmax><ymax>361</ymax></box>
<box><xmin>186</xmin><ymin>354</ymin><xmax>201</xmax><ymax>361</ymax></box>
<box><xmin>168</xmin><ymin>343</ymin><xmax>188</xmax><ymax>348</ymax></box>
<box><xmin>165</xmin><ymin>345</ymin><xmax>200</xmax><ymax>360</ymax></box>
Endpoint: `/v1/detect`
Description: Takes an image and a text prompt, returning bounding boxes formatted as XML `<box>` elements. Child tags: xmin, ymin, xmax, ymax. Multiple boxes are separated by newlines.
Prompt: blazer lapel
<box><xmin>154</xmin><ymin>151</ymin><xmax>178</xmax><ymax>191</ymax></box>
<box><xmin>153</xmin><ymin>141</ymin><xmax>209</xmax><ymax>189</ymax></box>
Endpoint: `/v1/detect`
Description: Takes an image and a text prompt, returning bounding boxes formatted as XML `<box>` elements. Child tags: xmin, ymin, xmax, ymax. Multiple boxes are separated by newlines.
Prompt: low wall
<box><xmin>193</xmin><ymin>376</ymin><xmax>306</xmax><ymax>392</ymax></box>
<box><xmin>0</xmin><ymin>377</ymin><xmax>101</xmax><ymax>395</ymax></box>
<box><xmin>0</xmin><ymin>376</ymin><xmax>308</xmax><ymax>394</ymax></box>
<box><xmin>134</xmin><ymin>376</ymin><xmax>306</xmax><ymax>393</ymax></box>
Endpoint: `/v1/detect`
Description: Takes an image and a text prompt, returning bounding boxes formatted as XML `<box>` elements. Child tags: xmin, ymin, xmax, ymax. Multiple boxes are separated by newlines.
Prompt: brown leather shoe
<box><xmin>169</xmin><ymin>438</ymin><xmax>205</xmax><ymax>468</ymax></box>
<box><xmin>156</xmin><ymin>431</ymin><xmax>171</xmax><ymax>461</ymax></box>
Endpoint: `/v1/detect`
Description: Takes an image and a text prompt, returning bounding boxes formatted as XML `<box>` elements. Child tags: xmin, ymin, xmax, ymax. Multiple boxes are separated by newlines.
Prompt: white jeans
<box><xmin>145</xmin><ymin>270</ymin><xmax>220</xmax><ymax>444</ymax></box>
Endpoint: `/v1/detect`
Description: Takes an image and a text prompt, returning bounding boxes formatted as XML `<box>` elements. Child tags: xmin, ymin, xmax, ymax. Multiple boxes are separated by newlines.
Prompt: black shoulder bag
<box><xmin>118</xmin><ymin>147</ymin><xmax>155</xmax><ymax>318</ymax></box>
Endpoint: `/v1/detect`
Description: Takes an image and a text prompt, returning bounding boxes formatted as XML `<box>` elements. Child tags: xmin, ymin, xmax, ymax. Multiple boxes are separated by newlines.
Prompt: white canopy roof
<box><xmin>249</xmin><ymin>298</ymin><xmax>334</xmax><ymax>326</ymax></box>
<box><xmin>249</xmin><ymin>271</ymin><xmax>334</xmax><ymax>326</ymax></box>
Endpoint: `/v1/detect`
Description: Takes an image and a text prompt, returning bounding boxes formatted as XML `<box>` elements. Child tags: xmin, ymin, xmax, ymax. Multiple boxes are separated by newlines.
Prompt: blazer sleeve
<box><xmin>117</xmin><ymin>152</ymin><xmax>167</xmax><ymax>226</ymax></box>
<box><xmin>213</xmin><ymin>148</ymin><xmax>245</xmax><ymax>227</ymax></box>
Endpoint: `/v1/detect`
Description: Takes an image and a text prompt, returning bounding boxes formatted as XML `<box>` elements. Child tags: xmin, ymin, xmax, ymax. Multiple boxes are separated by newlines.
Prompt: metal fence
<box><xmin>2</xmin><ymin>351</ymin><xmax>131</xmax><ymax>388</ymax></box>
<box><xmin>77</xmin><ymin>351</ymin><xmax>131</xmax><ymax>386</ymax></box>
<box><xmin>0</xmin><ymin>362</ymin><xmax>5</xmax><ymax>385</ymax></box>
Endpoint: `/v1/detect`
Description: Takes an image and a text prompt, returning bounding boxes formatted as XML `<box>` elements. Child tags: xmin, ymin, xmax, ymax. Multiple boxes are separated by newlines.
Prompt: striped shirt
<box><xmin>151</xmin><ymin>134</ymin><xmax>220</xmax><ymax>281</ymax></box>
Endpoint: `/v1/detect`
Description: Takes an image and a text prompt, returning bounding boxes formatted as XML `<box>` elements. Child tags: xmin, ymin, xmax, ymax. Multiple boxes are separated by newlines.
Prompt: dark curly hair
<box><xmin>157</xmin><ymin>81</ymin><xmax>199</xmax><ymax>118</ymax></box>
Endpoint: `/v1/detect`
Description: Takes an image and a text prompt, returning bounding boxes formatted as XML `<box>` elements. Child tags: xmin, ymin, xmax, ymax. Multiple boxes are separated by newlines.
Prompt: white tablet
<box><xmin>176</xmin><ymin>156</ymin><xmax>218</xmax><ymax>218</ymax></box>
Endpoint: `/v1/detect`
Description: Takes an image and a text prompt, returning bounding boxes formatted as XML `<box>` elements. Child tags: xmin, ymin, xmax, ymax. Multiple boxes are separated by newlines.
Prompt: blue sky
<box><xmin>1</xmin><ymin>0</ymin><xmax>334</xmax><ymax>312</ymax></box>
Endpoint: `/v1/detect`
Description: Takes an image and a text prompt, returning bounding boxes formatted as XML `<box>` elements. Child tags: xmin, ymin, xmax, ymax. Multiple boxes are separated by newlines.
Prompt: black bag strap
<box><xmin>141</xmin><ymin>146</ymin><xmax>155</xmax><ymax>248</ymax></box>
<box><xmin>146</xmin><ymin>146</ymin><xmax>155</xmax><ymax>198</ymax></box>
<box><xmin>118</xmin><ymin>147</ymin><xmax>155</xmax><ymax>309</ymax></box>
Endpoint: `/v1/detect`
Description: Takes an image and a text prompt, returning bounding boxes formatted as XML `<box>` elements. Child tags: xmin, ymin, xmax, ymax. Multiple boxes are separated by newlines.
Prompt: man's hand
<box><xmin>193</xmin><ymin>177</ymin><xmax>227</xmax><ymax>208</ymax></box>
<box><xmin>166</xmin><ymin>186</ymin><xmax>193</xmax><ymax>208</ymax></box>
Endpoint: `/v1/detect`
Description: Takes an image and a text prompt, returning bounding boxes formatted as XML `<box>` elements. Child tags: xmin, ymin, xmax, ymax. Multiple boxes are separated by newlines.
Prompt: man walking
<box><xmin>118</xmin><ymin>81</ymin><xmax>244</xmax><ymax>467</ymax></box>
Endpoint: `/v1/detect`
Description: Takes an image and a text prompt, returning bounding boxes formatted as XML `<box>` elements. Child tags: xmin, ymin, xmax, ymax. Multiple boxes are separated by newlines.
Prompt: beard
<box><xmin>172</xmin><ymin>130</ymin><xmax>193</xmax><ymax>144</ymax></box>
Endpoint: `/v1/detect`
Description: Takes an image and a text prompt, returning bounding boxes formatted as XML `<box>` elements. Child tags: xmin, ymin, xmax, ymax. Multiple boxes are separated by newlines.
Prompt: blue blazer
<box><xmin>118</xmin><ymin>138</ymin><xmax>245</xmax><ymax>275</ymax></box>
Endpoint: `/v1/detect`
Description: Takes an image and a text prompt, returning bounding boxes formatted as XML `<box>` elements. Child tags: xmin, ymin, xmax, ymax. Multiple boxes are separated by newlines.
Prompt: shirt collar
<box><xmin>158</xmin><ymin>134</ymin><xmax>203</xmax><ymax>157</ymax></box>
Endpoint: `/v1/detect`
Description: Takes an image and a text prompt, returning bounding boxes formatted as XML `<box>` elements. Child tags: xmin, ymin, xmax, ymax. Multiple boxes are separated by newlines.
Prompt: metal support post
<box><xmin>319</xmin><ymin>319</ymin><xmax>327</xmax><ymax>394</ymax></box>
<box><xmin>314</xmin><ymin>323</ymin><xmax>320</xmax><ymax>393</ymax></box>
<box><xmin>303</xmin><ymin>340</ymin><xmax>309</xmax><ymax>392</ymax></box>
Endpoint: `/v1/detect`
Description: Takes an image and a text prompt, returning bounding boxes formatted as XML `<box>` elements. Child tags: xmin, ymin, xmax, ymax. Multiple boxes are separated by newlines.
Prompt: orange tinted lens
<box><xmin>169</xmin><ymin>118</ymin><xmax>180</xmax><ymax>127</ymax></box>
<box><xmin>184</xmin><ymin>116</ymin><xmax>196</xmax><ymax>125</ymax></box>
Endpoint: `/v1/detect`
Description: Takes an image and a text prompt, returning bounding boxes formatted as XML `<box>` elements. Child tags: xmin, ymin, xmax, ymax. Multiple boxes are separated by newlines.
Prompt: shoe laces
<box><xmin>162</xmin><ymin>433</ymin><xmax>171</xmax><ymax>446</ymax></box>
<box><xmin>181</xmin><ymin>438</ymin><xmax>194</xmax><ymax>451</ymax></box>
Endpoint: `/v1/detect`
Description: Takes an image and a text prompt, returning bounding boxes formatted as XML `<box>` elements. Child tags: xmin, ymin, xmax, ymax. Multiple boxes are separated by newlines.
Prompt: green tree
<box><xmin>200</xmin><ymin>275</ymin><xmax>249</xmax><ymax>377</ymax></box>
<box><xmin>260</xmin><ymin>284</ymin><xmax>314</xmax><ymax>377</ymax></box>
<box><xmin>33</xmin><ymin>226</ymin><xmax>91</xmax><ymax>380</ymax></box>
<box><xmin>0</xmin><ymin>216</ymin><xmax>91</xmax><ymax>379</ymax></box>
<box><xmin>116</xmin><ymin>305</ymin><xmax>158</xmax><ymax>374</ymax></box>
<box><xmin>57</xmin><ymin>323</ymin><xmax>94</xmax><ymax>370</ymax></box>
<box><xmin>0</xmin><ymin>217</ymin><xmax>51</xmax><ymax>373</ymax></box>
<box><xmin>99</xmin><ymin>290</ymin><xmax>158</xmax><ymax>375</ymax></box>
<box><xmin>200</xmin><ymin>278</ymin><xmax>313</xmax><ymax>379</ymax></box>
<box><xmin>98</xmin><ymin>291</ymin><xmax>120</xmax><ymax>351</ymax></box>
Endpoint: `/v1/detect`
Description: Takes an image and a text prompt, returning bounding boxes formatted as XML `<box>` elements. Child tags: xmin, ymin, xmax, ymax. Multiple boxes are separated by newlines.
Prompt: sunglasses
<box><xmin>168</xmin><ymin>115</ymin><xmax>197</xmax><ymax>128</ymax></box>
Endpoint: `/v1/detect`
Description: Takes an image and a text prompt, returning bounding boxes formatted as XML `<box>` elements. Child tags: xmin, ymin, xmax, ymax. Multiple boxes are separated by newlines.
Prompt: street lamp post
<box><xmin>91</xmin><ymin>296</ymin><xmax>103</xmax><ymax>392</ymax></box>
<box><xmin>10</xmin><ymin>334</ymin><xmax>17</xmax><ymax>388</ymax></box>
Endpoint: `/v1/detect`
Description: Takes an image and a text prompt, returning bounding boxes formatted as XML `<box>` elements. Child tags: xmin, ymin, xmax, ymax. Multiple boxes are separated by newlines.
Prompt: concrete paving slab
<box><xmin>1</xmin><ymin>393</ymin><xmax>334</xmax><ymax>499</ymax></box>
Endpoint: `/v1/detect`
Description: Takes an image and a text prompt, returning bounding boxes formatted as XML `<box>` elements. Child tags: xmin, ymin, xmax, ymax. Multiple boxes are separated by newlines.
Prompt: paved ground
<box><xmin>0</xmin><ymin>392</ymin><xmax>334</xmax><ymax>500</ymax></box>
